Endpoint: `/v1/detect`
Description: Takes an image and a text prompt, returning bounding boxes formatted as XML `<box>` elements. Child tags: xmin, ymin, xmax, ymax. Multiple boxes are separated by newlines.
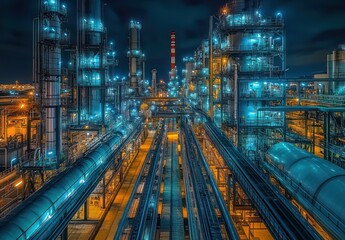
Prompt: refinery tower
<box><xmin>78</xmin><ymin>0</ymin><xmax>108</xmax><ymax>126</ymax></box>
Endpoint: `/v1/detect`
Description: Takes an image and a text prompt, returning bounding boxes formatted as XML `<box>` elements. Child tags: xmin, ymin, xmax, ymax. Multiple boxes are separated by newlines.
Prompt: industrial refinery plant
<box><xmin>0</xmin><ymin>0</ymin><xmax>344</xmax><ymax>239</ymax></box>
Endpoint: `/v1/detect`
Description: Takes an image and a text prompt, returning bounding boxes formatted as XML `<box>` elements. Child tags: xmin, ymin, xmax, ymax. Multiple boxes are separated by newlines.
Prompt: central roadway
<box><xmin>95</xmin><ymin>132</ymin><xmax>155</xmax><ymax>240</ymax></box>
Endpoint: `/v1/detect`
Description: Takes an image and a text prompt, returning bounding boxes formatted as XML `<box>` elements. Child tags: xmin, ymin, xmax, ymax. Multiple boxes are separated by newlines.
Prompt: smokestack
<box><xmin>170</xmin><ymin>31</ymin><xmax>176</xmax><ymax>79</ymax></box>
<box><xmin>152</xmin><ymin>69</ymin><xmax>157</xmax><ymax>97</ymax></box>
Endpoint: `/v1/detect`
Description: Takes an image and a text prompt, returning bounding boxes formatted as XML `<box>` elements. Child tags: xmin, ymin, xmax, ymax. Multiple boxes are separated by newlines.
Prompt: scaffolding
<box><xmin>216</xmin><ymin>0</ymin><xmax>285</xmax><ymax>158</ymax></box>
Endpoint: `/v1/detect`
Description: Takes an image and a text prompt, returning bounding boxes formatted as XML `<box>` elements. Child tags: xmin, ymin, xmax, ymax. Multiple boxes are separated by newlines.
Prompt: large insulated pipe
<box><xmin>39</xmin><ymin>0</ymin><xmax>64</xmax><ymax>164</ymax></box>
<box><xmin>266</xmin><ymin>142</ymin><xmax>345</xmax><ymax>239</ymax></box>
<box><xmin>0</xmin><ymin>120</ymin><xmax>142</xmax><ymax>239</ymax></box>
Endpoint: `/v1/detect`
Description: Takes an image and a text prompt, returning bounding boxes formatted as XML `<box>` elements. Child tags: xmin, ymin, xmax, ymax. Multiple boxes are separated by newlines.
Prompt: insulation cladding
<box><xmin>327</xmin><ymin>45</ymin><xmax>345</xmax><ymax>94</ymax></box>
<box><xmin>35</xmin><ymin>0</ymin><xmax>67</xmax><ymax>165</ymax></box>
<box><xmin>128</xmin><ymin>20</ymin><xmax>143</xmax><ymax>96</ymax></box>
<box><xmin>78</xmin><ymin>0</ymin><xmax>106</xmax><ymax>124</ymax></box>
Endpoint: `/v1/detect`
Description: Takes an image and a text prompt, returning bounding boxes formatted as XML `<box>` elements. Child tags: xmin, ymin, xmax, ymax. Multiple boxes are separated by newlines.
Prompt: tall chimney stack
<box><xmin>170</xmin><ymin>31</ymin><xmax>176</xmax><ymax>79</ymax></box>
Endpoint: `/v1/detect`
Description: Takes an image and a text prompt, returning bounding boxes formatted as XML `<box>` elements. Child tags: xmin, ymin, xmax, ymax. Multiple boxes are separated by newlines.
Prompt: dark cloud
<box><xmin>0</xmin><ymin>0</ymin><xmax>345</xmax><ymax>82</ymax></box>
<box><xmin>312</xmin><ymin>29</ymin><xmax>345</xmax><ymax>43</ymax></box>
<box><xmin>182</xmin><ymin>0</ymin><xmax>207</xmax><ymax>4</ymax></box>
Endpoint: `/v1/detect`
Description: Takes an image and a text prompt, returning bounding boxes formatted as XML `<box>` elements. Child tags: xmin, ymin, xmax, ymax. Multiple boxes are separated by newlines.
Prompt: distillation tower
<box><xmin>183</xmin><ymin>57</ymin><xmax>195</xmax><ymax>100</ymax></box>
<box><xmin>127</xmin><ymin>20</ymin><xmax>145</xmax><ymax>119</ymax></box>
<box><xmin>33</xmin><ymin>0</ymin><xmax>67</xmax><ymax>166</ymax></box>
<box><xmin>185</xmin><ymin>0</ymin><xmax>285</xmax><ymax>156</ymax></box>
<box><xmin>128</xmin><ymin>20</ymin><xmax>145</xmax><ymax>96</ymax></box>
<box><xmin>218</xmin><ymin>0</ymin><xmax>285</xmax><ymax>155</ymax></box>
<box><xmin>78</xmin><ymin>0</ymin><xmax>107</xmax><ymax>126</ymax></box>
<box><xmin>186</xmin><ymin>40</ymin><xmax>210</xmax><ymax>110</ymax></box>
<box><xmin>152</xmin><ymin>69</ymin><xmax>157</xmax><ymax>97</ymax></box>
<box><xmin>327</xmin><ymin>44</ymin><xmax>345</xmax><ymax>94</ymax></box>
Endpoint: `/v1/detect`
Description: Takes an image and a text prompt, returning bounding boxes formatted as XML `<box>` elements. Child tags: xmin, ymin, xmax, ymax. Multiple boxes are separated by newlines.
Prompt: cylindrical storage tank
<box><xmin>327</xmin><ymin>45</ymin><xmax>345</xmax><ymax>94</ymax></box>
<box><xmin>266</xmin><ymin>142</ymin><xmax>345</xmax><ymax>239</ymax></box>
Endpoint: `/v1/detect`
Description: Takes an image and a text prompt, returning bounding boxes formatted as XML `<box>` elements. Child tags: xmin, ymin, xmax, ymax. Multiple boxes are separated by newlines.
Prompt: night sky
<box><xmin>0</xmin><ymin>0</ymin><xmax>345</xmax><ymax>83</ymax></box>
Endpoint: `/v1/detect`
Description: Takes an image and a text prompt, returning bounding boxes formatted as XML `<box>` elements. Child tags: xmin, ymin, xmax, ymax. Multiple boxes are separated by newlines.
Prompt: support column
<box><xmin>208</xmin><ymin>16</ymin><xmax>214</xmax><ymax>119</ymax></box>
<box><xmin>234</xmin><ymin>64</ymin><xmax>239</xmax><ymax>146</ymax></box>
<box><xmin>297</xmin><ymin>82</ymin><xmax>301</xmax><ymax>106</ymax></box>
<box><xmin>217</xmin><ymin>168</ymin><xmax>220</xmax><ymax>183</ymax></box>
<box><xmin>27</xmin><ymin>114</ymin><xmax>32</xmax><ymax>153</ymax></box>
<box><xmin>61</xmin><ymin>226</ymin><xmax>68</xmax><ymax>240</ymax></box>
<box><xmin>304</xmin><ymin>111</ymin><xmax>308</xmax><ymax>139</ymax></box>
<box><xmin>324</xmin><ymin>112</ymin><xmax>330</xmax><ymax>161</ymax></box>
<box><xmin>312</xmin><ymin>120</ymin><xmax>316</xmax><ymax>154</ymax></box>
<box><xmin>119</xmin><ymin>154</ymin><xmax>123</xmax><ymax>182</ymax></box>
<box><xmin>227</xmin><ymin>173</ymin><xmax>231</xmax><ymax>211</ymax></box>
<box><xmin>283</xmin><ymin>110</ymin><xmax>287</xmax><ymax>142</ymax></box>
<box><xmin>102</xmin><ymin>176</ymin><xmax>106</xmax><ymax>209</ymax></box>
<box><xmin>232</xmin><ymin>176</ymin><xmax>236</xmax><ymax>213</ymax></box>
<box><xmin>84</xmin><ymin>200</ymin><xmax>88</xmax><ymax>220</ymax></box>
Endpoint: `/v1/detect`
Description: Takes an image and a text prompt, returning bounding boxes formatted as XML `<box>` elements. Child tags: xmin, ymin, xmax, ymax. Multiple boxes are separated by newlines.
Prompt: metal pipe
<box><xmin>199</xmin><ymin>114</ymin><xmax>322</xmax><ymax>240</ymax></box>
<box><xmin>0</xmin><ymin>148</ymin><xmax>7</xmax><ymax>170</ymax></box>
<box><xmin>182</xmin><ymin>121</ymin><xmax>239</xmax><ymax>239</ymax></box>
<box><xmin>0</xmin><ymin>120</ymin><xmax>142</xmax><ymax>239</ymax></box>
<box><xmin>266</xmin><ymin>142</ymin><xmax>345</xmax><ymax>239</ymax></box>
<box><xmin>209</xmin><ymin>16</ymin><xmax>214</xmax><ymax>119</ymax></box>
<box><xmin>233</xmin><ymin>64</ymin><xmax>238</xmax><ymax>125</ymax></box>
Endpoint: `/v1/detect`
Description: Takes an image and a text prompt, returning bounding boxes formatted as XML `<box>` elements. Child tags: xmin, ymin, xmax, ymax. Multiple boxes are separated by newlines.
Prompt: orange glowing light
<box><xmin>15</xmin><ymin>181</ymin><xmax>23</xmax><ymax>187</ymax></box>
<box><xmin>221</xmin><ymin>7</ymin><xmax>229</xmax><ymax>15</ymax></box>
